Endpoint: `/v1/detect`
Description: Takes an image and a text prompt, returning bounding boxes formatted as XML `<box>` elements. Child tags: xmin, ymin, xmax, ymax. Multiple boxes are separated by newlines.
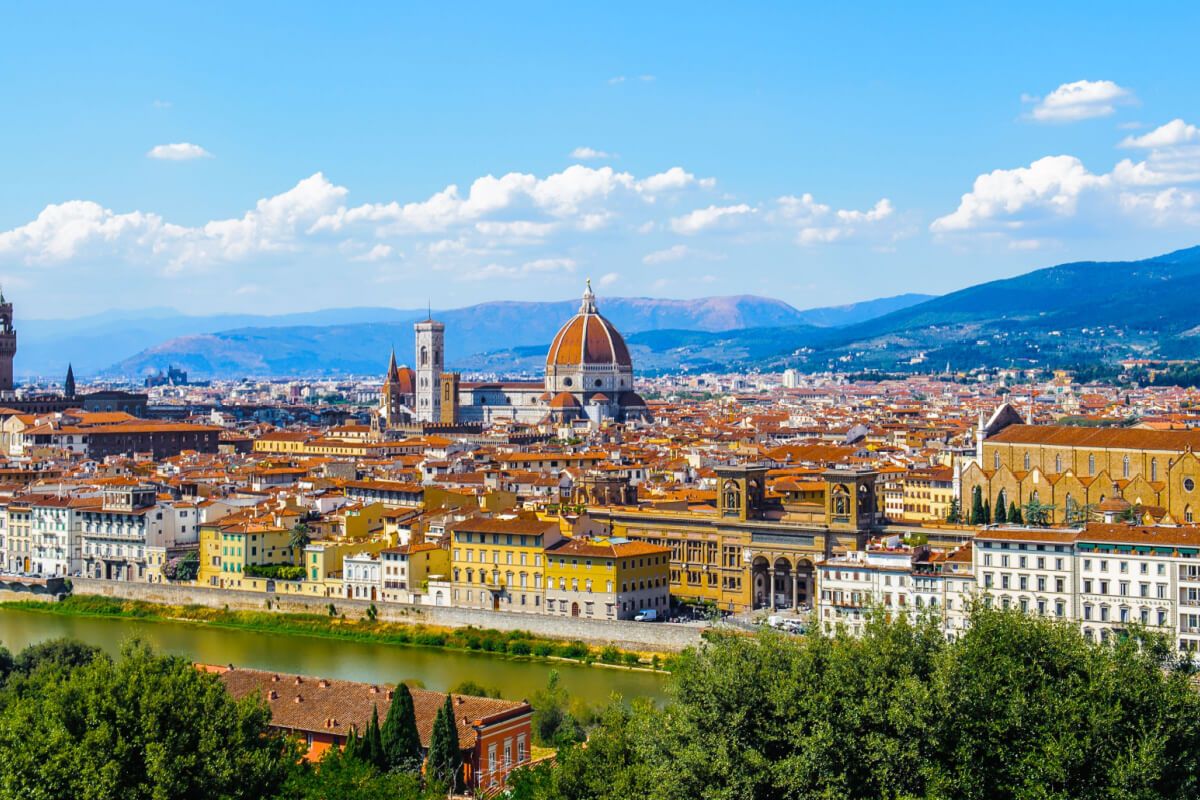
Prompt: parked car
<box><xmin>634</xmin><ymin>609</ymin><xmax>658</xmax><ymax>622</ymax></box>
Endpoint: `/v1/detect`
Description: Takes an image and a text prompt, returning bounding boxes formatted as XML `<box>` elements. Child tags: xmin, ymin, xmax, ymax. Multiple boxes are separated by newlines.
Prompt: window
<box><xmin>1055</xmin><ymin>454</ymin><xmax>1062</xmax><ymax>472</ymax></box>
<box><xmin>1024</xmin><ymin>453</ymin><xmax>1031</xmax><ymax>471</ymax></box>
<box><xmin>1088</xmin><ymin>454</ymin><xmax>1096</xmax><ymax>475</ymax></box>
<box><xmin>1123</xmin><ymin>455</ymin><xmax>1130</xmax><ymax>478</ymax></box>
<box><xmin>1152</xmin><ymin>459</ymin><xmax>1158</xmax><ymax>482</ymax></box>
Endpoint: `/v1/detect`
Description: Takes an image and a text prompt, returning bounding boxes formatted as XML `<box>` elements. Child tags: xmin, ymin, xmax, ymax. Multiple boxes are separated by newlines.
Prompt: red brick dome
<box><xmin>546</xmin><ymin>281</ymin><xmax>631</xmax><ymax>369</ymax></box>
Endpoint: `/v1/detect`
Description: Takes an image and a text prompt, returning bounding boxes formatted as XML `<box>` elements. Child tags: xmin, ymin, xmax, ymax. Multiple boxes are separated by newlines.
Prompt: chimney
<box><xmin>386</xmin><ymin>690</ymin><xmax>394</xmax><ymax>700</ymax></box>
<box><xmin>294</xmin><ymin>694</ymin><xmax>303</xmax><ymax>703</ymax></box>
<box><xmin>369</xmin><ymin>685</ymin><xmax>379</xmax><ymax>694</ymax></box>
<box><xmin>271</xmin><ymin>674</ymin><xmax>280</xmax><ymax>682</ymax></box>
<box><xmin>455</xmin><ymin>696</ymin><xmax>464</xmax><ymax>705</ymax></box>
<box><xmin>294</xmin><ymin>676</ymin><xmax>303</xmax><ymax>685</ymax></box>
<box><xmin>268</xmin><ymin>690</ymin><xmax>278</xmax><ymax>700</ymax></box>
<box><xmin>318</xmin><ymin>679</ymin><xmax>329</xmax><ymax>688</ymax></box>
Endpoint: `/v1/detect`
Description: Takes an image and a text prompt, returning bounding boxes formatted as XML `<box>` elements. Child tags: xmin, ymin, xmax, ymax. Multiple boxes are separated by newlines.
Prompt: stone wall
<box><xmin>70</xmin><ymin>578</ymin><xmax>704</xmax><ymax>652</ymax></box>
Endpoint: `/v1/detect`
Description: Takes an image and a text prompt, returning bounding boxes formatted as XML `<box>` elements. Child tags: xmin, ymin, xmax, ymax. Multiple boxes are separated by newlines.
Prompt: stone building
<box><xmin>962</xmin><ymin>422</ymin><xmax>1200</xmax><ymax>525</ymax></box>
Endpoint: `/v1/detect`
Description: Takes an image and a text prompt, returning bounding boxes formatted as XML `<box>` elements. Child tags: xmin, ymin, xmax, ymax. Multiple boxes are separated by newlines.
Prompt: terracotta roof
<box><xmin>546</xmin><ymin>537</ymin><xmax>671</xmax><ymax>558</ymax></box>
<box><xmin>449</xmin><ymin>517</ymin><xmax>559</xmax><ymax>536</ymax></box>
<box><xmin>545</xmin><ymin>294</ymin><xmax>631</xmax><ymax>369</ymax></box>
<box><xmin>989</xmin><ymin>424</ymin><xmax>1200</xmax><ymax>453</ymax></box>
<box><xmin>215</xmin><ymin>667</ymin><xmax>529</xmax><ymax>750</ymax></box>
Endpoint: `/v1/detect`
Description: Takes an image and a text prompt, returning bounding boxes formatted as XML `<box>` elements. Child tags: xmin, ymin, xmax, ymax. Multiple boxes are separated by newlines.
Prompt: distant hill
<box><xmin>103</xmin><ymin>293</ymin><xmax>930</xmax><ymax>379</ymax></box>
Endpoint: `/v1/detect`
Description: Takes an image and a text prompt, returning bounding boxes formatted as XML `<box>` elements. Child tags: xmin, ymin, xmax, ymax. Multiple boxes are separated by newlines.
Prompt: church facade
<box><xmin>377</xmin><ymin>282</ymin><xmax>649</xmax><ymax>428</ymax></box>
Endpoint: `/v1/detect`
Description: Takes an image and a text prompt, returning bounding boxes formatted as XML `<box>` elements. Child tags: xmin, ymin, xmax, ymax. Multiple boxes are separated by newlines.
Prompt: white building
<box><xmin>343</xmin><ymin>551</ymin><xmax>382</xmax><ymax>601</ymax></box>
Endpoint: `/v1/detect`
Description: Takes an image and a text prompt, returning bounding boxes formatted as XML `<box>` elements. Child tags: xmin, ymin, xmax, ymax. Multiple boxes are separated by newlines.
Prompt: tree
<box><xmin>449</xmin><ymin>680</ymin><xmax>501</xmax><ymax>698</ymax></box>
<box><xmin>343</xmin><ymin>725</ymin><xmax>362</xmax><ymax>763</ymax></box>
<box><xmin>1022</xmin><ymin>498</ymin><xmax>1056</xmax><ymax>527</ymax></box>
<box><xmin>982</xmin><ymin>498</ymin><xmax>991</xmax><ymax>526</ymax></box>
<box><xmin>173</xmin><ymin>550</ymin><xmax>200</xmax><ymax>581</ymax></box>
<box><xmin>993</xmin><ymin>497</ymin><xmax>1007</xmax><ymax>524</ymax></box>
<box><xmin>1009</xmin><ymin>501</ymin><xmax>1023</xmax><ymax>524</ymax></box>
<box><xmin>426</xmin><ymin>694</ymin><xmax>463</xmax><ymax>792</ymax></box>
<box><xmin>363</xmin><ymin>704</ymin><xmax>385</xmax><ymax>771</ymax></box>
<box><xmin>10</xmin><ymin>636</ymin><xmax>102</xmax><ymax>676</ymax></box>
<box><xmin>381</xmin><ymin>684</ymin><xmax>423</xmax><ymax>774</ymax></box>
<box><xmin>0</xmin><ymin>639</ymin><xmax>298</xmax><ymax>800</ymax></box>
<box><xmin>531</xmin><ymin>669</ymin><xmax>583</xmax><ymax>748</ymax></box>
<box><xmin>277</xmin><ymin>745</ymin><xmax>434</xmax><ymax>800</ymax></box>
<box><xmin>970</xmin><ymin>486</ymin><xmax>984</xmax><ymax>525</ymax></box>
<box><xmin>945</xmin><ymin>497</ymin><xmax>961</xmax><ymax>524</ymax></box>
<box><xmin>290</xmin><ymin>522</ymin><xmax>312</xmax><ymax>557</ymax></box>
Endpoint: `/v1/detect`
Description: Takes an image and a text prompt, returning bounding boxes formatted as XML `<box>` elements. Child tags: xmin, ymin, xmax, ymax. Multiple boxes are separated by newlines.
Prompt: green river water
<box><xmin>0</xmin><ymin>607</ymin><xmax>668</xmax><ymax>706</ymax></box>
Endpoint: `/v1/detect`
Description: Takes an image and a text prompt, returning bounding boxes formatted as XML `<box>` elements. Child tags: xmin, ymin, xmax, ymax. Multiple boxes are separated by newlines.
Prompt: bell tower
<box><xmin>414</xmin><ymin>316</ymin><xmax>444</xmax><ymax>423</ymax></box>
<box><xmin>0</xmin><ymin>290</ymin><xmax>16</xmax><ymax>394</ymax></box>
<box><xmin>715</xmin><ymin>464</ymin><xmax>768</xmax><ymax>521</ymax></box>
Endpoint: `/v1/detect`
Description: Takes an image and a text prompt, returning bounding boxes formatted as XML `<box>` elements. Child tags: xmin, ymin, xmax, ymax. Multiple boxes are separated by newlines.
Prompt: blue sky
<box><xmin>2</xmin><ymin>2</ymin><xmax>1199</xmax><ymax>318</ymax></box>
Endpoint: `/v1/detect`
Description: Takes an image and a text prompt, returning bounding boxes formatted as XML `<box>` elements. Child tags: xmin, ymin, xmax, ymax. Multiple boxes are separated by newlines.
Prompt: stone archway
<box><xmin>794</xmin><ymin>558</ymin><xmax>815</xmax><ymax>607</ymax></box>
<box><xmin>751</xmin><ymin>556</ymin><xmax>771</xmax><ymax>609</ymax></box>
<box><xmin>773</xmin><ymin>557</ymin><xmax>793</xmax><ymax>610</ymax></box>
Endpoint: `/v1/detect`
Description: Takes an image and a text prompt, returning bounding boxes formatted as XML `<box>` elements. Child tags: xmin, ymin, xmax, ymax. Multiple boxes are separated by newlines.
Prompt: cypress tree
<box><xmin>970</xmin><ymin>486</ymin><xmax>984</xmax><ymax>525</ymax></box>
<box><xmin>363</xmin><ymin>704</ymin><xmax>385</xmax><ymax>770</ymax></box>
<box><xmin>1009</xmin><ymin>501</ymin><xmax>1023</xmax><ymax>524</ymax></box>
<box><xmin>983</xmin><ymin>499</ymin><xmax>991</xmax><ymax>526</ymax></box>
<box><xmin>427</xmin><ymin>694</ymin><xmax>463</xmax><ymax>792</ymax></box>
<box><xmin>994</xmin><ymin>497</ymin><xmax>1007</xmax><ymax>523</ymax></box>
<box><xmin>382</xmin><ymin>683</ymin><xmax>423</xmax><ymax>773</ymax></box>
<box><xmin>342</xmin><ymin>725</ymin><xmax>361</xmax><ymax>762</ymax></box>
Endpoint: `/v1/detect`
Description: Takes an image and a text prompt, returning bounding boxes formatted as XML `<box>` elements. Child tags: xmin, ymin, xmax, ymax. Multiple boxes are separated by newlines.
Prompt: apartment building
<box><xmin>543</xmin><ymin>537</ymin><xmax>671</xmax><ymax>620</ymax></box>
<box><xmin>450</xmin><ymin>516</ymin><xmax>562</xmax><ymax>613</ymax></box>
<box><xmin>973</xmin><ymin>527</ymin><xmax>1076</xmax><ymax>622</ymax></box>
<box><xmin>379</xmin><ymin>542</ymin><xmax>450</xmax><ymax>604</ymax></box>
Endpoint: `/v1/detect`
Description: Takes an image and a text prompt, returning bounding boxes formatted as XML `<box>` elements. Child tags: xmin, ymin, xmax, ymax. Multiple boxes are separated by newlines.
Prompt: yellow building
<box><xmin>303</xmin><ymin>538</ymin><xmax>393</xmax><ymax>585</ymax></box>
<box><xmin>339</xmin><ymin>501</ymin><xmax>389</xmax><ymax>540</ymax></box>
<box><xmin>902</xmin><ymin>466</ymin><xmax>956</xmax><ymax>522</ymax></box>
<box><xmin>252</xmin><ymin>432</ymin><xmax>314</xmax><ymax>454</ymax></box>
<box><xmin>197</xmin><ymin>519</ymin><xmax>295</xmax><ymax>589</ymax></box>
<box><xmin>544</xmin><ymin>537</ymin><xmax>671</xmax><ymax>620</ymax></box>
<box><xmin>380</xmin><ymin>542</ymin><xmax>451</xmax><ymax>603</ymax></box>
<box><xmin>449</xmin><ymin>516</ymin><xmax>562</xmax><ymax>613</ymax></box>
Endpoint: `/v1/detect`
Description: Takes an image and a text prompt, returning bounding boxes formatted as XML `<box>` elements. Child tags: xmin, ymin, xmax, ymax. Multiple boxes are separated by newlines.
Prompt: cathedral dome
<box><xmin>546</xmin><ymin>281</ymin><xmax>632</xmax><ymax>369</ymax></box>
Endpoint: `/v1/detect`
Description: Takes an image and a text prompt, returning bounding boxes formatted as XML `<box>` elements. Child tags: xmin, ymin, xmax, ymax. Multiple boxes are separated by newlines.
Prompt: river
<box><xmin>0</xmin><ymin>607</ymin><xmax>668</xmax><ymax>706</ymax></box>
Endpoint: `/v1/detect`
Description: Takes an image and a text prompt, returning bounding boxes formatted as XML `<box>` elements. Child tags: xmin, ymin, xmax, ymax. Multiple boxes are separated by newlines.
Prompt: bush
<box><xmin>556</xmin><ymin>641</ymin><xmax>589</xmax><ymax>660</ymax></box>
<box><xmin>621</xmin><ymin>651</ymin><xmax>640</xmax><ymax>666</ymax></box>
<box><xmin>532</xmin><ymin>642</ymin><xmax>554</xmax><ymax>657</ymax></box>
<box><xmin>598</xmin><ymin>645</ymin><xmax>620</xmax><ymax>664</ymax></box>
<box><xmin>508</xmin><ymin>640</ymin><xmax>532</xmax><ymax>656</ymax></box>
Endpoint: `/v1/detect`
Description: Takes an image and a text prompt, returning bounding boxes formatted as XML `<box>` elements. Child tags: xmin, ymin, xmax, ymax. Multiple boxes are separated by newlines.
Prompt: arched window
<box><xmin>994</xmin><ymin>452</ymin><xmax>1000</xmax><ymax>469</ymax></box>
<box><xmin>1123</xmin><ymin>455</ymin><xmax>1130</xmax><ymax>478</ymax></box>
<box><xmin>1088</xmin><ymin>454</ymin><xmax>1096</xmax><ymax>475</ymax></box>
<box><xmin>1065</xmin><ymin>494</ymin><xmax>1077</xmax><ymax>522</ymax></box>
<box><xmin>723</xmin><ymin>480</ymin><xmax>742</xmax><ymax>514</ymax></box>
<box><xmin>1151</xmin><ymin>459</ymin><xmax>1158</xmax><ymax>482</ymax></box>
<box><xmin>420</xmin><ymin>346</ymin><xmax>428</xmax><ymax>366</ymax></box>
<box><xmin>1032</xmin><ymin>490</ymin><xmax>1040</xmax><ymax>504</ymax></box>
<box><xmin>1187</xmin><ymin>505</ymin><xmax>1194</xmax><ymax>524</ymax></box>
<box><xmin>1023</xmin><ymin>453</ymin><xmax>1031</xmax><ymax>471</ymax></box>
<box><xmin>832</xmin><ymin>485</ymin><xmax>850</xmax><ymax>517</ymax></box>
<box><xmin>1055</xmin><ymin>454</ymin><xmax>1062</xmax><ymax>473</ymax></box>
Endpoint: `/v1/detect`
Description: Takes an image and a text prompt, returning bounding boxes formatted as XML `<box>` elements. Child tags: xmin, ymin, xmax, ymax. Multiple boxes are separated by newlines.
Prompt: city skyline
<box><xmin>2</xmin><ymin>2</ymin><xmax>1200</xmax><ymax>317</ymax></box>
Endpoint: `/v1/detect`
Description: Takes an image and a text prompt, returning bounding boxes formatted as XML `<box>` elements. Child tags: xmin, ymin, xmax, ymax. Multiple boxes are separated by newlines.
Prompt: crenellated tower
<box><xmin>0</xmin><ymin>290</ymin><xmax>16</xmax><ymax>393</ymax></box>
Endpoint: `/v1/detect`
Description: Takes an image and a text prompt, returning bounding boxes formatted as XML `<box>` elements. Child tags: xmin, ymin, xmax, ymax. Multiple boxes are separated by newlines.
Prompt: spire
<box><xmin>579</xmin><ymin>278</ymin><xmax>597</xmax><ymax>314</ymax></box>
<box><xmin>65</xmin><ymin>363</ymin><xmax>76</xmax><ymax>398</ymax></box>
<box><xmin>386</xmin><ymin>347</ymin><xmax>400</xmax><ymax>383</ymax></box>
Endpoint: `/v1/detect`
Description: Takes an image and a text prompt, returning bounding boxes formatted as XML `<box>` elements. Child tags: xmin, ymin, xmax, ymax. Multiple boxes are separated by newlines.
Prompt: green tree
<box><xmin>10</xmin><ymin>636</ymin><xmax>103</xmax><ymax>676</ymax></box>
<box><xmin>342</xmin><ymin>725</ymin><xmax>362</xmax><ymax>763</ymax></box>
<box><xmin>0</xmin><ymin>639</ymin><xmax>298</xmax><ymax>800</ymax></box>
<box><xmin>982</xmin><ymin>498</ymin><xmax>991</xmax><ymax>526</ymax></box>
<box><xmin>993</xmin><ymin>496</ymin><xmax>1007</xmax><ymax>523</ymax></box>
<box><xmin>290</xmin><ymin>522</ymin><xmax>312</xmax><ymax>558</ymax></box>
<box><xmin>531</xmin><ymin>669</ymin><xmax>583</xmax><ymax>747</ymax></box>
<box><xmin>362</xmin><ymin>704</ymin><xmax>385</xmax><ymax>770</ymax></box>
<box><xmin>426</xmin><ymin>694</ymin><xmax>463</xmax><ymax>792</ymax></box>
<box><xmin>1022</xmin><ymin>498</ymin><xmax>1056</xmax><ymax>527</ymax></box>
<box><xmin>1008</xmin><ymin>500</ymin><xmax>1023</xmax><ymax>524</ymax></box>
<box><xmin>970</xmin><ymin>486</ymin><xmax>984</xmax><ymax>525</ymax></box>
<box><xmin>381</xmin><ymin>684</ymin><xmax>423</xmax><ymax>774</ymax></box>
<box><xmin>449</xmin><ymin>680</ymin><xmax>501</xmax><ymax>698</ymax></box>
<box><xmin>277</xmin><ymin>745</ymin><xmax>434</xmax><ymax>800</ymax></box>
<box><xmin>945</xmin><ymin>497</ymin><xmax>961</xmax><ymax>524</ymax></box>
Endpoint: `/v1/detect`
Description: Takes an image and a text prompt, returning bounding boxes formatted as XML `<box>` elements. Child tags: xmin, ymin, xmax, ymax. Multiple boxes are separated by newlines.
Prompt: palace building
<box><xmin>961</xmin><ymin>411</ymin><xmax>1200</xmax><ymax>525</ymax></box>
<box><xmin>376</xmin><ymin>281</ymin><xmax>650</xmax><ymax>429</ymax></box>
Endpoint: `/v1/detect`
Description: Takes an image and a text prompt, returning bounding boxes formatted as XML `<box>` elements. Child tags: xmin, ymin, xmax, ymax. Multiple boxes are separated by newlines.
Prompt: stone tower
<box><xmin>414</xmin><ymin>317</ymin><xmax>444</xmax><ymax>423</ymax></box>
<box><xmin>0</xmin><ymin>290</ymin><xmax>16</xmax><ymax>393</ymax></box>
<box><xmin>381</xmin><ymin>348</ymin><xmax>403</xmax><ymax>427</ymax></box>
<box><xmin>65</xmin><ymin>363</ymin><xmax>76</xmax><ymax>398</ymax></box>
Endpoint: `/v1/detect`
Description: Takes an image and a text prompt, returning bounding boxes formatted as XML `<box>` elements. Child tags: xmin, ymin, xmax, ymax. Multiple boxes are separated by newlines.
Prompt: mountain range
<box><xmin>97</xmin><ymin>293</ymin><xmax>931</xmax><ymax>379</ymax></box>
<box><xmin>20</xmin><ymin>244</ymin><xmax>1200</xmax><ymax>380</ymax></box>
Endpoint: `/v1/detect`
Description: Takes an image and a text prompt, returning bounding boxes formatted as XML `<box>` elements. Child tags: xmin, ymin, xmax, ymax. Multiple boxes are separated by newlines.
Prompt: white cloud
<box><xmin>669</xmin><ymin>203</ymin><xmax>754</xmax><ymax>234</ymax></box>
<box><xmin>147</xmin><ymin>142</ymin><xmax>212</xmax><ymax>160</ymax></box>
<box><xmin>639</xmin><ymin>75</ymin><xmax>656</xmax><ymax>82</ymax></box>
<box><xmin>773</xmin><ymin>194</ymin><xmax>895</xmax><ymax>245</ymax></box>
<box><xmin>1023</xmin><ymin>80</ymin><xmax>1135</xmax><ymax>123</ymax></box>
<box><xmin>152</xmin><ymin>100</ymin><xmax>172</xmax><ymax>109</ymax></box>
<box><xmin>932</xmin><ymin>143</ymin><xmax>1200</xmax><ymax>236</ymax></box>
<box><xmin>608</xmin><ymin>76</ymin><xmax>626</xmax><ymax>84</ymax></box>
<box><xmin>570</xmin><ymin>146</ymin><xmax>612</xmax><ymax>160</ymax></box>
<box><xmin>352</xmin><ymin>244</ymin><xmax>394</xmax><ymax>262</ymax></box>
<box><xmin>643</xmin><ymin>244</ymin><xmax>690</xmax><ymax>264</ymax></box>
<box><xmin>1119</xmin><ymin>119</ymin><xmax>1200</xmax><ymax>148</ymax></box>
<box><xmin>596</xmin><ymin>272</ymin><xmax>620</xmax><ymax>288</ymax></box>
<box><xmin>459</xmin><ymin>257</ymin><xmax>576</xmax><ymax>282</ymax></box>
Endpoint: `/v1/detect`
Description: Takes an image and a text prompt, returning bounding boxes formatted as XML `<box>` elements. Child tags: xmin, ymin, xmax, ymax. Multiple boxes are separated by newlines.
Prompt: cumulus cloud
<box><xmin>669</xmin><ymin>204</ymin><xmax>754</xmax><ymax>234</ymax></box>
<box><xmin>1119</xmin><ymin>119</ymin><xmax>1200</xmax><ymax>148</ymax></box>
<box><xmin>147</xmin><ymin>142</ymin><xmax>212</xmax><ymax>160</ymax></box>
<box><xmin>352</xmin><ymin>244</ymin><xmax>394</xmax><ymax>262</ymax></box>
<box><xmin>1023</xmin><ymin>80</ymin><xmax>1135</xmax><ymax>123</ymax></box>
<box><xmin>459</xmin><ymin>257</ymin><xmax>576</xmax><ymax>281</ymax></box>
<box><xmin>570</xmin><ymin>146</ymin><xmax>612</xmax><ymax>160</ymax></box>
<box><xmin>596</xmin><ymin>272</ymin><xmax>620</xmax><ymax>287</ymax></box>
<box><xmin>931</xmin><ymin>145</ymin><xmax>1200</xmax><ymax>236</ymax></box>
<box><xmin>772</xmin><ymin>194</ymin><xmax>895</xmax><ymax>245</ymax></box>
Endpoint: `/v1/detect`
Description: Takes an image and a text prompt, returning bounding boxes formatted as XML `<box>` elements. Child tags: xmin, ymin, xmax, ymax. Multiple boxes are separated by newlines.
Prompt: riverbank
<box><xmin>2</xmin><ymin>596</ymin><xmax>678</xmax><ymax>673</ymax></box>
